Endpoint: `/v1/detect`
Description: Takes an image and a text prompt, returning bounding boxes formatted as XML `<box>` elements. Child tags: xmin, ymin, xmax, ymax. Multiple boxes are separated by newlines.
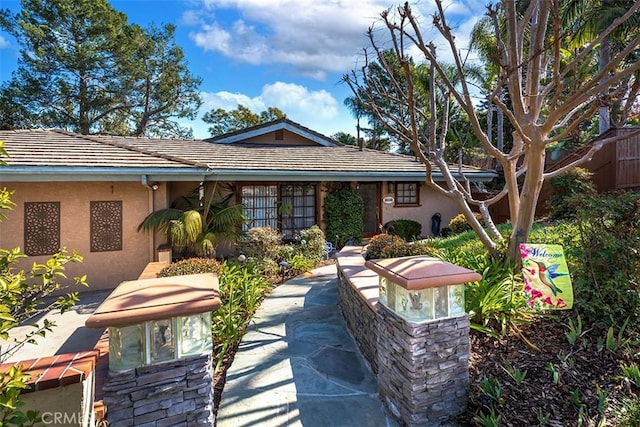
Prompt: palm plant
<box><xmin>138</xmin><ymin>182</ymin><xmax>245</xmax><ymax>258</ymax></box>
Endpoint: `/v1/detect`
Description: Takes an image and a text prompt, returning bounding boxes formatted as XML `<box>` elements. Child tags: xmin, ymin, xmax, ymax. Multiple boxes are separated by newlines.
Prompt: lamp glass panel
<box><xmin>448</xmin><ymin>284</ymin><xmax>465</xmax><ymax>316</ymax></box>
<box><xmin>180</xmin><ymin>313</ymin><xmax>212</xmax><ymax>356</ymax></box>
<box><xmin>150</xmin><ymin>319</ymin><xmax>175</xmax><ymax>363</ymax></box>
<box><xmin>109</xmin><ymin>324</ymin><xmax>144</xmax><ymax>371</ymax></box>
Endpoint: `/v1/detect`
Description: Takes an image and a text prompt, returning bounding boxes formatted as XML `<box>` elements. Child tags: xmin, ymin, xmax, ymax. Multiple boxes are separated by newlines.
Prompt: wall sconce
<box><xmin>151</xmin><ymin>184</ymin><xmax>159</xmax><ymax>191</ymax></box>
<box><xmin>387</xmin><ymin>182</ymin><xmax>395</xmax><ymax>193</ymax></box>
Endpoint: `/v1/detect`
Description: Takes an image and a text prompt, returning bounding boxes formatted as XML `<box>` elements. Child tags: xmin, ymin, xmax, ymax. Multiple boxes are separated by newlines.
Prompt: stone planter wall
<box><xmin>336</xmin><ymin>268</ymin><xmax>378</xmax><ymax>373</ymax></box>
<box><xmin>102</xmin><ymin>354</ymin><xmax>214</xmax><ymax>426</ymax></box>
<box><xmin>376</xmin><ymin>303</ymin><xmax>470</xmax><ymax>427</ymax></box>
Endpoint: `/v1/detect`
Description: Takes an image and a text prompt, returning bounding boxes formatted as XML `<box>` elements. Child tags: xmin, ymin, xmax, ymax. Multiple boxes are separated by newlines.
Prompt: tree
<box><xmin>344</xmin><ymin>1</ymin><xmax>640</xmax><ymax>260</ymax></box>
<box><xmin>138</xmin><ymin>183</ymin><xmax>245</xmax><ymax>258</ymax></box>
<box><xmin>203</xmin><ymin>105</ymin><xmax>286</xmax><ymax>137</ymax></box>
<box><xmin>0</xmin><ymin>0</ymin><xmax>201</xmax><ymax>137</ymax></box>
<box><xmin>0</xmin><ymin>142</ymin><xmax>87</xmax><ymax>423</ymax></box>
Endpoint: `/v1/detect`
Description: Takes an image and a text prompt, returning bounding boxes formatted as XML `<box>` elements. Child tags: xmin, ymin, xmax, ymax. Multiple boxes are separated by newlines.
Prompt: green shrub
<box><xmin>569</xmin><ymin>191</ymin><xmax>640</xmax><ymax>332</ymax></box>
<box><xmin>365</xmin><ymin>233</ymin><xmax>438</xmax><ymax>260</ymax></box>
<box><xmin>237</xmin><ymin>227</ymin><xmax>283</xmax><ymax>259</ymax></box>
<box><xmin>449</xmin><ymin>212</ymin><xmax>484</xmax><ymax>235</ymax></box>
<box><xmin>546</xmin><ymin>167</ymin><xmax>595</xmax><ymax>220</ymax></box>
<box><xmin>441</xmin><ymin>251</ymin><xmax>530</xmax><ymax>336</ymax></box>
<box><xmin>287</xmin><ymin>254</ymin><xmax>316</xmax><ymax>276</ymax></box>
<box><xmin>323</xmin><ymin>188</ymin><xmax>364</xmax><ymax>249</ymax></box>
<box><xmin>298</xmin><ymin>225</ymin><xmax>327</xmax><ymax>262</ymax></box>
<box><xmin>383</xmin><ymin>219</ymin><xmax>422</xmax><ymax>241</ymax></box>
<box><xmin>364</xmin><ymin>234</ymin><xmax>404</xmax><ymax>260</ymax></box>
<box><xmin>157</xmin><ymin>257</ymin><xmax>224</xmax><ymax>277</ymax></box>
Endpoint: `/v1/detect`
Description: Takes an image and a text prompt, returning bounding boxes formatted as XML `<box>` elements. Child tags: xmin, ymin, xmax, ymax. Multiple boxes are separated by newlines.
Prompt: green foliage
<box><xmin>203</xmin><ymin>105</ymin><xmax>286</xmax><ymax>137</ymax></box>
<box><xmin>156</xmin><ymin>258</ymin><xmax>224</xmax><ymax>278</ymax></box>
<box><xmin>546</xmin><ymin>167</ymin><xmax>596</xmax><ymax>220</ymax></box>
<box><xmin>620</xmin><ymin>364</ymin><xmax>640</xmax><ymax>389</ymax></box>
<box><xmin>297</xmin><ymin>226</ymin><xmax>327</xmax><ymax>263</ymax></box>
<box><xmin>570</xmin><ymin>192</ymin><xmax>640</xmax><ymax>332</ymax></box>
<box><xmin>237</xmin><ymin>226</ymin><xmax>326</xmax><ymax>280</ymax></box>
<box><xmin>138</xmin><ymin>183</ymin><xmax>245</xmax><ymax>258</ymax></box>
<box><xmin>212</xmin><ymin>263</ymin><xmax>270</xmax><ymax>372</ymax></box>
<box><xmin>364</xmin><ymin>233</ymin><xmax>437</xmax><ymax>260</ymax></box>
<box><xmin>383</xmin><ymin>219</ymin><xmax>422</xmax><ymax>241</ymax></box>
<box><xmin>237</xmin><ymin>227</ymin><xmax>283</xmax><ymax>260</ymax></box>
<box><xmin>442</xmin><ymin>251</ymin><xmax>530</xmax><ymax>337</ymax></box>
<box><xmin>323</xmin><ymin>188</ymin><xmax>364</xmax><ymax>249</ymax></box>
<box><xmin>1</xmin><ymin>0</ymin><xmax>201</xmax><ymax>136</ymax></box>
<box><xmin>448</xmin><ymin>212</ymin><xmax>485</xmax><ymax>235</ymax></box>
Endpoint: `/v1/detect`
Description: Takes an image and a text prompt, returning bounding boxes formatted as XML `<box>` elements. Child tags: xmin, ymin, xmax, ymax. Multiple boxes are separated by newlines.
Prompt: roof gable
<box><xmin>205</xmin><ymin>118</ymin><xmax>340</xmax><ymax>147</ymax></box>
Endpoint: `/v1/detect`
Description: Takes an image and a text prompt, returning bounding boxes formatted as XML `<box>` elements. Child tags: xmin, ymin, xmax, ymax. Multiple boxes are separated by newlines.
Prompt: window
<box><xmin>24</xmin><ymin>202</ymin><xmax>60</xmax><ymax>256</ymax></box>
<box><xmin>240</xmin><ymin>184</ymin><xmax>317</xmax><ymax>238</ymax></box>
<box><xmin>280</xmin><ymin>185</ymin><xmax>316</xmax><ymax>239</ymax></box>
<box><xmin>241</xmin><ymin>185</ymin><xmax>278</xmax><ymax>230</ymax></box>
<box><xmin>90</xmin><ymin>201</ymin><xmax>123</xmax><ymax>252</ymax></box>
<box><xmin>395</xmin><ymin>182</ymin><xmax>419</xmax><ymax>206</ymax></box>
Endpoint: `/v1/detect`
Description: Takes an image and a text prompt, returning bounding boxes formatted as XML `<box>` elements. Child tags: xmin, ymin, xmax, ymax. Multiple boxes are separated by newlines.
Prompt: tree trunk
<box><xmin>598</xmin><ymin>37</ymin><xmax>611</xmax><ymax>134</ymax></box>
<box><xmin>507</xmin><ymin>138</ymin><xmax>546</xmax><ymax>261</ymax></box>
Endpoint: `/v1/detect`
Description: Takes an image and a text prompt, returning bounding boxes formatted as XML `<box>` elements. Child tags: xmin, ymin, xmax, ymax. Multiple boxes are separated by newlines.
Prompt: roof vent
<box><xmin>275</xmin><ymin>129</ymin><xmax>284</xmax><ymax>140</ymax></box>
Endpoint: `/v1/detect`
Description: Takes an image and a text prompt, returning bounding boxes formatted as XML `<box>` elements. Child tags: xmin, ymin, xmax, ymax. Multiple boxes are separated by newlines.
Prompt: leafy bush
<box><xmin>298</xmin><ymin>225</ymin><xmax>327</xmax><ymax>262</ymax></box>
<box><xmin>383</xmin><ymin>219</ymin><xmax>422</xmax><ymax>241</ymax></box>
<box><xmin>546</xmin><ymin>167</ymin><xmax>595</xmax><ymax>220</ymax></box>
<box><xmin>287</xmin><ymin>254</ymin><xmax>316</xmax><ymax>276</ymax></box>
<box><xmin>449</xmin><ymin>212</ymin><xmax>484</xmax><ymax>234</ymax></box>
<box><xmin>441</xmin><ymin>251</ymin><xmax>530</xmax><ymax>336</ymax></box>
<box><xmin>364</xmin><ymin>233</ymin><xmax>437</xmax><ymax>260</ymax></box>
<box><xmin>157</xmin><ymin>257</ymin><xmax>224</xmax><ymax>277</ymax></box>
<box><xmin>323</xmin><ymin>188</ymin><xmax>364</xmax><ymax>249</ymax></box>
<box><xmin>569</xmin><ymin>191</ymin><xmax>640</xmax><ymax>332</ymax></box>
<box><xmin>237</xmin><ymin>227</ymin><xmax>283</xmax><ymax>259</ymax></box>
<box><xmin>364</xmin><ymin>234</ymin><xmax>404</xmax><ymax>260</ymax></box>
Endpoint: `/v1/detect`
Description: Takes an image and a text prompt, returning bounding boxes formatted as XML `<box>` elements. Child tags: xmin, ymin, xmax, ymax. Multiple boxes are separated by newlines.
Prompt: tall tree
<box><xmin>203</xmin><ymin>104</ymin><xmax>286</xmax><ymax>137</ymax></box>
<box><xmin>0</xmin><ymin>0</ymin><xmax>201</xmax><ymax>137</ymax></box>
<box><xmin>345</xmin><ymin>1</ymin><xmax>640</xmax><ymax>260</ymax></box>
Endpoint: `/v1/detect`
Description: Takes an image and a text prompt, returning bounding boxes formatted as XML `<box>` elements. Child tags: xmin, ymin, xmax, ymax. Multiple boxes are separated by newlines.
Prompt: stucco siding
<box><xmin>380</xmin><ymin>184</ymin><xmax>460</xmax><ymax>238</ymax></box>
<box><xmin>0</xmin><ymin>182</ymin><xmax>156</xmax><ymax>291</ymax></box>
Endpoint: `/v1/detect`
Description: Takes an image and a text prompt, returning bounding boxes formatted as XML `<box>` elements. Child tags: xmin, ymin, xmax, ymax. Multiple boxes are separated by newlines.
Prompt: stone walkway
<box><xmin>216</xmin><ymin>264</ymin><xmax>398</xmax><ymax>427</ymax></box>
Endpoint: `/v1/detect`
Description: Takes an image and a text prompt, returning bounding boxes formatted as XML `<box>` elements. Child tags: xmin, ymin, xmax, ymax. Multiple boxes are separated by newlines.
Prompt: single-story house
<box><xmin>0</xmin><ymin>119</ymin><xmax>495</xmax><ymax>290</ymax></box>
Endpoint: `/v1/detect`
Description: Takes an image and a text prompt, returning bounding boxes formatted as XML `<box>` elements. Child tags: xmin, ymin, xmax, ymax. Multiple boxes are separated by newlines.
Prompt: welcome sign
<box><xmin>520</xmin><ymin>244</ymin><xmax>573</xmax><ymax>310</ymax></box>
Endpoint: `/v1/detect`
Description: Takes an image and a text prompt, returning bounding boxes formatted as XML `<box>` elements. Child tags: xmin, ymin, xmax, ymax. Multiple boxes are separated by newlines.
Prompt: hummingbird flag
<box><xmin>520</xmin><ymin>244</ymin><xmax>573</xmax><ymax>310</ymax></box>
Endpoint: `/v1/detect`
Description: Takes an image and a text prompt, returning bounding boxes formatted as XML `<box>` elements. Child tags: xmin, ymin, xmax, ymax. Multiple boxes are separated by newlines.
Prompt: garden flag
<box><xmin>520</xmin><ymin>244</ymin><xmax>573</xmax><ymax>310</ymax></box>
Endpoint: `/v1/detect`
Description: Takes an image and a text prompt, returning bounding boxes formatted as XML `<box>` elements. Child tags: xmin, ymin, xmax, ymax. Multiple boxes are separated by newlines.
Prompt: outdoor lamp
<box><xmin>365</xmin><ymin>256</ymin><xmax>481</xmax><ymax>323</ymax></box>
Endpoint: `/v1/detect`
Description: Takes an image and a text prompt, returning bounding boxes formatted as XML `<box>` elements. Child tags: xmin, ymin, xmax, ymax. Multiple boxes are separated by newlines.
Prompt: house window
<box><xmin>280</xmin><ymin>184</ymin><xmax>316</xmax><ymax>239</ymax></box>
<box><xmin>24</xmin><ymin>202</ymin><xmax>60</xmax><ymax>256</ymax></box>
<box><xmin>90</xmin><ymin>201</ymin><xmax>123</xmax><ymax>252</ymax></box>
<box><xmin>241</xmin><ymin>185</ymin><xmax>278</xmax><ymax>230</ymax></box>
<box><xmin>395</xmin><ymin>183</ymin><xmax>419</xmax><ymax>206</ymax></box>
<box><xmin>240</xmin><ymin>184</ymin><xmax>317</xmax><ymax>238</ymax></box>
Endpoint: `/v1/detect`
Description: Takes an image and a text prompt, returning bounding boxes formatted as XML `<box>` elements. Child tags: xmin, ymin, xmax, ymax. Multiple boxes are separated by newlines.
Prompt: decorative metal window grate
<box><xmin>24</xmin><ymin>202</ymin><xmax>60</xmax><ymax>256</ymax></box>
<box><xmin>90</xmin><ymin>201</ymin><xmax>123</xmax><ymax>252</ymax></box>
<box><xmin>241</xmin><ymin>185</ymin><xmax>278</xmax><ymax>230</ymax></box>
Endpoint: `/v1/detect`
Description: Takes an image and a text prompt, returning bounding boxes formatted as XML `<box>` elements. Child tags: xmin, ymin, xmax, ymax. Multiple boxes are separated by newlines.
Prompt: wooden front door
<box><xmin>356</xmin><ymin>183</ymin><xmax>380</xmax><ymax>237</ymax></box>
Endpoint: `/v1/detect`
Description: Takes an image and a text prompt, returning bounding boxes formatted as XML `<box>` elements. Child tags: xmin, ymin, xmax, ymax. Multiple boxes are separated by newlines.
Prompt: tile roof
<box><xmin>0</xmin><ymin>129</ymin><xmax>194</xmax><ymax>168</ymax></box>
<box><xmin>0</xmin><ymin>127</ymin><xmax>495</xmax><ymax>182</ymax></box>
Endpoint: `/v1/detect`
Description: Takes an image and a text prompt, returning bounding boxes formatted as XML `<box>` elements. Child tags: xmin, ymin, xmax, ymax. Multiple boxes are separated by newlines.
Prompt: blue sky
<box><xmin>0</xmin><ymin>0</ymin><xmax>484</xmax><ymax>139</ymax></box>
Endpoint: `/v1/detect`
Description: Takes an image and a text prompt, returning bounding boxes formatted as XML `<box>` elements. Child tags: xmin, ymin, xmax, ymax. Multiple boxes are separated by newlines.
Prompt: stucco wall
<box><xmin>0</xmin><ymin>182</ymin><xmax>161</xmax><ymax>291</ymax></box>
<box><xmin>380</xmin><ymin>184</ymin><xmax>460</xmax><ymax>238</ymax></box>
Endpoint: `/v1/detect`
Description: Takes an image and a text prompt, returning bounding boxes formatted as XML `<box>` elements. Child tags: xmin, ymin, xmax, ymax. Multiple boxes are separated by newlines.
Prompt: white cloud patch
<box><xmin>0</xmin><ymin>36</ymin><xmax>9</xmax><ymax>49</ymax></box>
<box><xmin>188</xmin><ymin>0</ymin><xmax>391</xmax><ymax>80</ymax></box>
<box><xmin>184</xmin><ymin>81</ymin><xmax>350</xmax><ymax>138</ymax></box>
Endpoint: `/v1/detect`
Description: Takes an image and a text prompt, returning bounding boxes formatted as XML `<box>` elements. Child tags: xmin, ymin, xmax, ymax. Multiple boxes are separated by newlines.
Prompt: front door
<box><xmin>356</xmin><ymin>183</ymin><xmax>380</xmax><ymax>237</ymax></box>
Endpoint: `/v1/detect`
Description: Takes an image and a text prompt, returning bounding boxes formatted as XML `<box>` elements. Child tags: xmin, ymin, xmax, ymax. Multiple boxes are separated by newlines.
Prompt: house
<box><xmin>0</xmin><ymin>119</ymin><xmax>496</xmax><ymax>290</ymax></box>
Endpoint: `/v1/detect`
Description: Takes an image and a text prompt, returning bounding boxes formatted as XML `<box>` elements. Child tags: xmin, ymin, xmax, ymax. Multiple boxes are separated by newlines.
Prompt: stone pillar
<box><xmin>103</xmin><ymin>354</ymin><xmax>214</xmax><ymax>426</ymax></box>
<box><xmin>376</xmin><ymin>303</ymin><xmax>470</xmax><ymax>427</ymax></box>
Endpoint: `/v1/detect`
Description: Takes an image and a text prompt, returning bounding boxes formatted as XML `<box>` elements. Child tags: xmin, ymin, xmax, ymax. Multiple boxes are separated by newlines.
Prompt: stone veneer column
<box><xmin>376</xmin><ymin>303</ymin><xmax>470</xmax><ymax>427</ymax></box>
<box><xmin>102</xmin><ymin>354</ymin><xmax>214</xmax><ymax>426</ymax></box>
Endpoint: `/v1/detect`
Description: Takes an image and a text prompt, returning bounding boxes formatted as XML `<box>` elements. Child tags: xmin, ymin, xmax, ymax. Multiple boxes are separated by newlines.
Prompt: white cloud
<box><xmin>183</xmin><ymin>81</ymin><xmax>355</xmax><ymax>138</ymax></box>
<box><xmin>188</xmin><ymin>0</ymin><xmax>391</xmax><ymax>80</ymax></box>
<box><xmin>0</xmin><ymin>36</ymin><xmax>9</xmax><ymax>49</ymax></box>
